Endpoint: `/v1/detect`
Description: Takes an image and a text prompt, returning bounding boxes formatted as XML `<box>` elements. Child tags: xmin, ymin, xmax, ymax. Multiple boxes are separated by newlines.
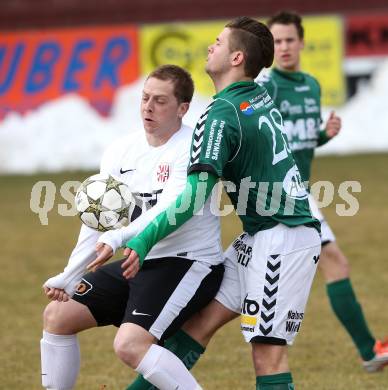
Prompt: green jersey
<box><xmin>260</xmin><ymin>68</ymin><xmax>329</xmax><ymax>183</ymax></box>
<box><xmin>188</xmin><ymin>81</ymin><xmax>319</xmax><ymax>235</ymax></box>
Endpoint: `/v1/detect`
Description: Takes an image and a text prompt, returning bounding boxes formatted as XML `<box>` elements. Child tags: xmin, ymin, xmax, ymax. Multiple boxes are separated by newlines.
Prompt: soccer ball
<box><xmin>75</xmin><ymin>173</ymin><xmax>135</xmax><ymax>231</ymax></box>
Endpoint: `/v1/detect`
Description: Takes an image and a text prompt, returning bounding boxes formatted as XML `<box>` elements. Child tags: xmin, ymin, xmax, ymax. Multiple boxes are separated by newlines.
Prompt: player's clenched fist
<box><xmin>325</xmin><ymin>110</ymin><xmax>342</xmax><ymax>138</ymax></box>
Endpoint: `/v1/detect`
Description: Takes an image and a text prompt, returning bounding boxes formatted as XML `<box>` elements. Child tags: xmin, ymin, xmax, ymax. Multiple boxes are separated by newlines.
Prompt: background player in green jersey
<box><xmin>93</xmin><ymin>16</ymin><xmax>321</xmax><ymax>390</ymax></box>
<box><xmin>260</xmin><ymin>11</ymin><xmax>387</xmax><ymax>373</ymax></box>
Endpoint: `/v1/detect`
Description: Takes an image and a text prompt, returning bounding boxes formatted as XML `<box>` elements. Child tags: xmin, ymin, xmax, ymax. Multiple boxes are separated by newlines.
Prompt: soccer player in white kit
<box><xmin>40</xmin><ymin>65</ymin><xmax>223</xmax><ymax>390</ymax></box>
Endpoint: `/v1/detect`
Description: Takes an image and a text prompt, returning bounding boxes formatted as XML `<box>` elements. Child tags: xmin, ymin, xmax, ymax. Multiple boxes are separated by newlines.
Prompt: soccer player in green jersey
<box><xmin>93</xmin><ymin>16</ymin><xmax>321</xmax><ymax>389</ymax></box>
<box><xmin>259</xmin><ymin>11</ymin><xmax>387</xmax><ymax>373</ymax></box>
<box><xmin>120</xmin><ymin>13</ymin><xmax>387</xmax><ymax>390</ymax></box>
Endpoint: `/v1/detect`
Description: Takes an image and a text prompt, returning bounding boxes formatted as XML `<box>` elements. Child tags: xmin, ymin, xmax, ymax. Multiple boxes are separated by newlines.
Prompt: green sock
<box><xmin>256</xmin><ymin>372</ymin><xmax>294</xmax><ymax>390</ymax></box>
<box><xmin>327</xmin><ymin>278</ymin><xmax>375</xmax><ymax>361</ymax></box>
<box><xmin>125</xmin><ymin>329</ymin><xmax>205</xmax><ymax>390</ymax></box>
<box><xmin>125</xmin><ymin>375</ymin><xmax>155</xmax><ymax>390</ymax></box>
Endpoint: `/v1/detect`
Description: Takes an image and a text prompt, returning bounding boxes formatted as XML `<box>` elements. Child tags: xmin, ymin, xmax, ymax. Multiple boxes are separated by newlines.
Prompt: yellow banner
<box><xmin>140</xmin><ymin>21</ymin><xmax>226</xmax><ymax>97</ymax></box>
<box><xmin>301</xmin><ymin>16</ymin><xmax>345</xmax><ymax>106</ymax></box>
<box><xmin>141</xmin><ymin>17</ymin><xmax>345</xmax><ymax>106</ymax></box>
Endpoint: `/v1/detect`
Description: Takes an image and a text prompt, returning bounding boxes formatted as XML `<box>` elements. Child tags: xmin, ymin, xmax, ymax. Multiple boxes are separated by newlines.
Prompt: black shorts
<box><xmin>73</xmin><ymin>257</ymin><xmax>224</xmax><ymax>341</ymax></box>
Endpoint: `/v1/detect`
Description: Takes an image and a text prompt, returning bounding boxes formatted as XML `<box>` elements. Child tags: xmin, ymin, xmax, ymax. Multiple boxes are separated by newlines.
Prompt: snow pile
<box><xmin>318</xmin><ymin>59</ymin><xmax>388</xmax><ymax>155</ymax></box>
<box><xmin>0</xmin><ymin>78</ymin><xmax>210</xmax><ymax>174</ymax></box>
<box><xmin>1</xmin><ymin>61</ymin><xmax>388</xmax><ymax>174</ymax></box>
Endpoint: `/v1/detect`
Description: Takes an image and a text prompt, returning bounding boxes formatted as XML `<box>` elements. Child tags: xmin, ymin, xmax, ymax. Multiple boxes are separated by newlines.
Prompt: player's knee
<box><xmin>43</xmin><ymin>300</ymin><xmax>93</xmax><ymax>335</ymax></box>
<box><xmin>320</xmin><ymin>243</ymin><xmax>350</xmax><ymax>279</ymax></box>
<box><xmin>252</xmin><ymin>351</ymin><xmax>269</xmax><ymax>372</ymax></box>
<box><xmin>113</xmin><ymin>333</ymin><xmax>143</xmax><ymax>368</ymax></box>
<box><xmin>251</xmin><ymin>344</ymin><xmax>288</xmax><ymax>375</ymax></box>
<box><xmin>43</xmin><ymin>301</ymin><xmax>72</xmax><ymax>334</ymax></box>
<box><xmin>253</xmin><ymin>356</ymin><xmax>283</xmax><ymax>374</ymax></box>
<box><xmin>114</xmin><ymin>323</ymin><xmax>156</xmax><ymax>368</ymax></box>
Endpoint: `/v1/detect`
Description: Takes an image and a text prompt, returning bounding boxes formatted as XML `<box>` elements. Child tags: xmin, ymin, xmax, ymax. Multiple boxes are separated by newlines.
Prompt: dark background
<box><xmin>1</xmin><ymin>0</ymin><xmax>388</xmax><ymax>28</ymax></box>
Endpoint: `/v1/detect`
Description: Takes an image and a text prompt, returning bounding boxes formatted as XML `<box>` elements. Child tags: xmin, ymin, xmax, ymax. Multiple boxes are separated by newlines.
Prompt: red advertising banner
<box><xmin>346</xmin><ymin>14</ymin><xmax>388</xmax><ymax>56</ymax></box>
<box><xmin>0</xmin><ymin>25</ymin><xmax>139</xmax><ymax>118</ymax></box>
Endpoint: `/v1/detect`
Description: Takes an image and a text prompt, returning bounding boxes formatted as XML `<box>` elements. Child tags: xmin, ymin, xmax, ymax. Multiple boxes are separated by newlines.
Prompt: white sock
<box><xmin>136</xmin><ymin>344</ymin><xmax>202</xmax><ymax>390</ymax></box>
<box><xmin>40</xmin><ymin>331</ymin><xmax>80</xmax><ymax>390</ymax></box>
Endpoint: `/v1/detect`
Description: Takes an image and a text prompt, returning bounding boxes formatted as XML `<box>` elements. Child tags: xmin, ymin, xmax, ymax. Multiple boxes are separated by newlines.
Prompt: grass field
<box><xmin>1</xmin><ymin>153</ymin><xmax>387</xmax><ymax>389</ymax></box>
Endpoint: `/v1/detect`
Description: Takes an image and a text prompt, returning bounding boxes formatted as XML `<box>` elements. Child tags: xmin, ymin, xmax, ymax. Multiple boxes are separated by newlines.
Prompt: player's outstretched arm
<box><xmin>119</xmin><ymin>171</ymin><xmax>218</xmax><ymax>278</ymax></box>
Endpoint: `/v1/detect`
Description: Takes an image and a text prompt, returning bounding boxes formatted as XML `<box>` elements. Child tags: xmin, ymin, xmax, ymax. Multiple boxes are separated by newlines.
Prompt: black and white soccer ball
<box><xmin>75</xmin><ymin>173</ymin><xmax>136</xmax><ymax>231</ymax></box>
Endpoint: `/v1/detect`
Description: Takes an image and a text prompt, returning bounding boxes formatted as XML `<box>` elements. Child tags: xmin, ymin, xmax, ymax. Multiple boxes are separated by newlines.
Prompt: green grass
<box><xmin>0</xmin><ymin>154</ymin><xmax>387</xmax><ymax>389</ymax></box>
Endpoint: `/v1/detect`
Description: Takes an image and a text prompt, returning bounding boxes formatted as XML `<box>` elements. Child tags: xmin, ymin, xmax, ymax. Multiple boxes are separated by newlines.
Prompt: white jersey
<box><xmin>69</xmin><ymin>124</ymin><xmax>222</xmax><ymax>276</ymax></box>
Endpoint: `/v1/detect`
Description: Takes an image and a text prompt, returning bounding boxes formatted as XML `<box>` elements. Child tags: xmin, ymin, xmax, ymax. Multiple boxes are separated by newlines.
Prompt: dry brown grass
<box><xmin>0</xmin><ymin>153</ymin><xmax>387</xmax><ymax>389</ymax></box>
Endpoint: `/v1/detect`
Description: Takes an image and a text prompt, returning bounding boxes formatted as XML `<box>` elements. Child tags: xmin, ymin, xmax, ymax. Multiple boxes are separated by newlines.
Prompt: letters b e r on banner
<box><xmin>0</xmin><ymin>25</ymin><xmax>139</xmax><ymax>118</ymax></box>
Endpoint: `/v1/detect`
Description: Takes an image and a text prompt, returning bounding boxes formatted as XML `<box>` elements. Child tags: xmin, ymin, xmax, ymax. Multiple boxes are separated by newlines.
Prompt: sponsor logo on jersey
<box><xmin>233</xmin><ymin>236</ymin><xmax>252</xmax><ymax>267</ymax></box>
<box><xmin>74</xmin><ymin>279</ymin><xmax>93</xmax><ymax>296</ymax></box>
<box><xmin>283</xmin><ymin>165</ymin><xmax>308</xmax><ymax>200</ymax></box>
<box><xmin>283</xmin><ymin>117</ymin><xmax>321</xmax><ymax>151</ymax></box>
<box><xmin>304</xmin><ymin>97</ymin><xmax>316</xmax><ymax>105</ymax></box>
<box><xmin>294</xmin><ymin>85</ymin><xmax>310</xmax><ymax>92</ymax></box>
<box><xmin>204</xmin><ymin>117</ymin><xmax>225</xmax><ymax>161</ymax></box>
<box><xmin>136</xmin><ymin>189</ymin><xmax>163</xmax><ymax>208</ymax></box>
<box><xmin>242</xmin><ymin>294</ymin><xmax>260</xmax><ymax>315</ymax></box>
<box><xmin>241</xmin><ymin>315</ymin><xmax>257</xmax><ymax>326</ymax></box>
<box><xmin>304</xmin><ymin>97</ymin><xmax>319</xmax><ymax>114</ymax></box>
<box><xmin>287</xmin><ymin>309</ymin><xmax>304</xmax><ymax>320</ymax></box>
<box><xmin>241</xmin><ymin>324</ymin><xmax>256</xmax><ymax>333</ymax></box>
<box><xmin>239</xmin><ymin>101</ymin><xmax>254</xmax><ymax>116</ymax></box>
<box><xmin>285</xmin><ymin>309</ymin><xmax>304</xmax><ymax>333</ymax></box>
<box><xmin>241</xmin><ymin>295</ymin><xmax>260</xmax><ymax>333</ymax></box>
<box><xmin>280</xmin><ymin>100</ymin><xmax>302</xmax><ymax>115</ymax></box>
<box><xmin>156</xmin><ymin>163</ymin><xmax>170</xmax><ymax>183</ymax></box>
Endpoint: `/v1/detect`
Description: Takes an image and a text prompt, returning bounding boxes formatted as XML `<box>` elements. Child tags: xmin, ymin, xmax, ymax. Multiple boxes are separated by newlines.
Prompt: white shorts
<box><xmin>215</xmin><ymin>224</ymin><xmax>321</xmax><ymax>345</ymax></box>
<box><xmin>308</xmin><ymin>194</ymin><xmax>335</xmax><ymax>244</ymax></box>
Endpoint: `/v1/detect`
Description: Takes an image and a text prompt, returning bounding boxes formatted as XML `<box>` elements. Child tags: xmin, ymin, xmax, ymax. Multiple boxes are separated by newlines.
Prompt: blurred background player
<box><xmin>41</xmin><ymin>64</ymin><xmax>224</xmax><ymax>390</ymax></box>
<box><xmin>260</xmin><ymin>10</ymin><xmax>388</xmax><ymax>372</ymax></box>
